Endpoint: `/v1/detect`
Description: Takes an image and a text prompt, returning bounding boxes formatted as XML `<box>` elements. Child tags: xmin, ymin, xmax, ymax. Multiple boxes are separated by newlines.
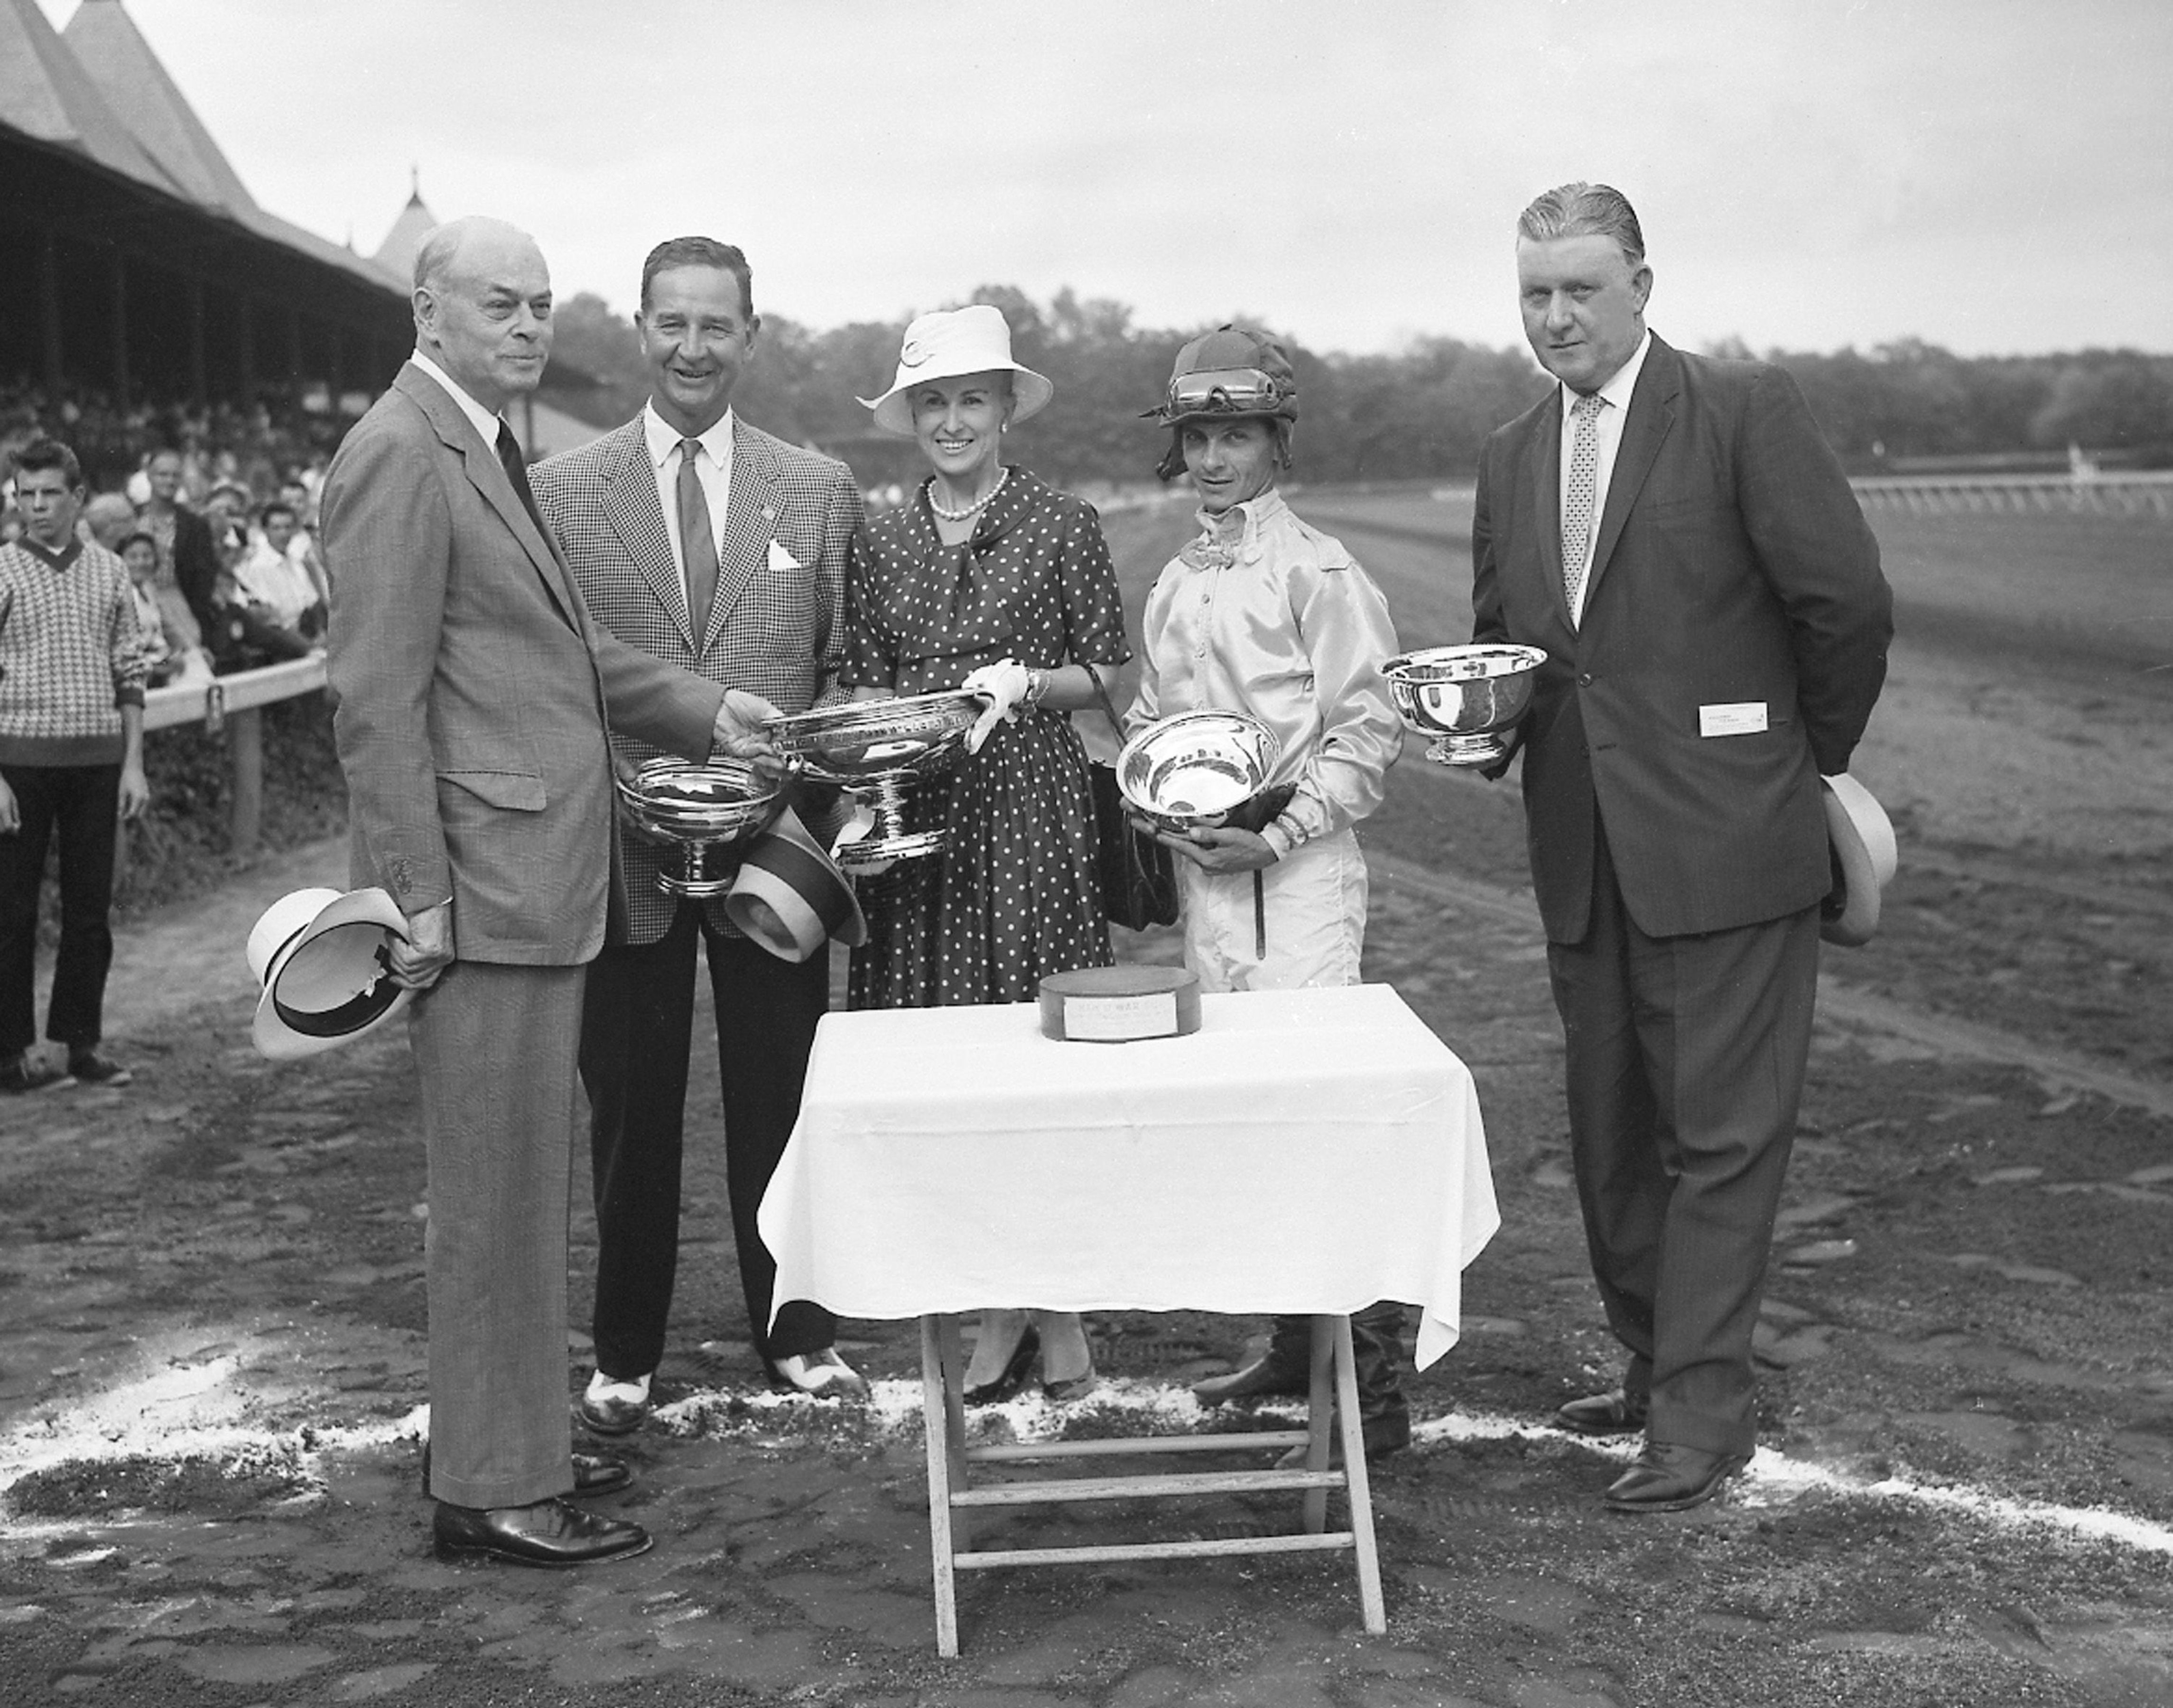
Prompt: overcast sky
<box><xmin>43</xmin><ymin>0</ymin><xmax>2173</xmax><ymax>357</ymax></box>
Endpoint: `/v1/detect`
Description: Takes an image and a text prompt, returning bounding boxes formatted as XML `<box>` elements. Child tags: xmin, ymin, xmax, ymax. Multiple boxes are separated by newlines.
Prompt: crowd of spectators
<box><xmin>0</xmin><ymin>381</ymin><xmax>338</xmax><ymax>683</ymax></box>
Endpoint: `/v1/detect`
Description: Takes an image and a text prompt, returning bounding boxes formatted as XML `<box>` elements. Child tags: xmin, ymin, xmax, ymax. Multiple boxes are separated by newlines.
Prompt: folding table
<box><xmin>758</xmin><ymin>983</ymin><xmax>1499</xmax><ymax>1655</ymax></box>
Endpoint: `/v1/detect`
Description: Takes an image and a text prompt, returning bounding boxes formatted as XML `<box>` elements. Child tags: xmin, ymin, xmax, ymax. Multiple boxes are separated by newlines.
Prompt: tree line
<box><xmin>552</xmin><ymin>287</ymin><xmax>2173</xmax><ymax>489</ymax></box>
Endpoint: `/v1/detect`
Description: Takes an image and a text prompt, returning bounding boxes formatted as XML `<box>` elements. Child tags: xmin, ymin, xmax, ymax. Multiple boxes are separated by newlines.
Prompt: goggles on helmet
<box><xmin>1162</xmin><ymin>367</ymin><xmax>1293</xmax><ymax>417</ymax></box>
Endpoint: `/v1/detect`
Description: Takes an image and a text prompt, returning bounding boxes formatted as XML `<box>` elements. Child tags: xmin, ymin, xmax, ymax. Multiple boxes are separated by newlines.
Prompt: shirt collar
<box><xmin>16</xmin><ymin>534</ymin><xmax>83</xmax><ymax>572</ymax></box>
<box><xmin>409</xmin><ymin>348</ymin><xmax>507</xmax><ymax>449</ymax></box>
<box><xmin>643</xmin><ymin>403</ymin><xmax>735</xmax><ymax>472</ymax></box>
<box><xmin>1191</xmin><ymin>484</ymin><xmax>1289</xmax><ymax>545</ymax></box>
<box><xmin>1560</xmin><ymin>328</ymin><xmax>1652</xmax><ymax>417</ymax></box>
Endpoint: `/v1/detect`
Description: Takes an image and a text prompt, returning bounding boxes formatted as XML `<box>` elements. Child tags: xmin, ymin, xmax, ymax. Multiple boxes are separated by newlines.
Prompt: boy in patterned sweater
<box><xmin>0</xmin><ymin>439</ymin><xmax>150</xmax><ymax>1091</ymax></box>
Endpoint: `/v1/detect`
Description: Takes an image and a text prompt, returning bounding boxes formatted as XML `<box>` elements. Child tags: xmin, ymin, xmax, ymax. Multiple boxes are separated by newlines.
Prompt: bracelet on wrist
<box><xmin>1023</xmin><ymin>667</ymin><xmax>1049</xmax><ymax>710</ymax></box>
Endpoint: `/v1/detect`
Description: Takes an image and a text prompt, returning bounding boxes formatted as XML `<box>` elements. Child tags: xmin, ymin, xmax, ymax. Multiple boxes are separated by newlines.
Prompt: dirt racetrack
<box><xmin>0</xmin><ymin>486</ymin><xmax>2169</xmax><ymax>1707</ymax></box>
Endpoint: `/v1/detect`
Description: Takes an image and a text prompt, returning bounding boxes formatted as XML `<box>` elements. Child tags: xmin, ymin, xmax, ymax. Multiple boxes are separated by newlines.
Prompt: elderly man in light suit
<box><xmin>533</xmin><ymin>237</ymin><xmax>867</xmax><ymax>1429</ymax></box>
<box><xmin>324</xmin><ymin>215</ymin><xmax>780</xmax><ymax>1567</ymax></box>
<box><xmin>1472</xmin><ymin>184</ymin><xmax>1892</xmax><ymax>1513</ymax></box>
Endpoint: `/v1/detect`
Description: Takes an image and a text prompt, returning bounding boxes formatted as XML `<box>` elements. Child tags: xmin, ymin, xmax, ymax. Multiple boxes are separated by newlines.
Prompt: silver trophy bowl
<box><xmin>763</xmin><ymin>690</ymin><xmax>981</xmax><ymax>870</ymax></box>
<box><xmin>1116</xmin><ymin>710</ymin><xmax>1282</xmax><ymax>835</ymax></box>
<box><xmin>615</xmin><ymin>757</ymin><xmax>782</xmax><ymax>898</ymax></box>
<box><xmin>1384</xmin><ymin>643</ymin><xmax>1549</xmax><ymax>767</ymax></box>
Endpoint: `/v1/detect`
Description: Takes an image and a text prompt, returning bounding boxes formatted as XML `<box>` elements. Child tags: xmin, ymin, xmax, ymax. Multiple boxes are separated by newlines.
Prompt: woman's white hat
<box><xmin>247</xmin><ymin>886</ymin><xmax>412</xmax><ymax>1059</ymax></box>
<box><xmin>857</xmin><ymin>305</ymin><xmax>1053</xmax><ymax>437</ymax></box>
<box><xmin>725</xmin><ymin>808</ymin><xmax>869</xmax><ymax>963</ymax></box>
<box><xmin>1819</xmin><ymin>773</ymin><xmax>1897</xmax><ymax>947</ymax></box>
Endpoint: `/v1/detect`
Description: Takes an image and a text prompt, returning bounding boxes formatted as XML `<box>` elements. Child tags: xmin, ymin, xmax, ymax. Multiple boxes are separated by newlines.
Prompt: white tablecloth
<box><xmin>758</xmin><ymin>984</ymin><xmax>1499</xmax><ymax>1370</ymax></box>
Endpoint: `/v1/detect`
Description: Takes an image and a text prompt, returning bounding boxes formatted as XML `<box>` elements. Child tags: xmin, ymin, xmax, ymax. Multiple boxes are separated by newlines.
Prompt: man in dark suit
<box><xmin>325</xmin><ymin>214</ymin><xmax>776</xmax><ymax>1566</ymax></box>
<box><xmin>1471</xmin><ymin>183</ymin><xmax>1893</xmax><ymax>1512</ymax></box>
<box><xmin>134</xmin><ymin>448</ymin><xmax>219</xmax><ymax>644</ymax></box>
<box><xmin>533</xmin><ymin>237</ymin><xmax>868</xmax><ymax>1428</ymax></box>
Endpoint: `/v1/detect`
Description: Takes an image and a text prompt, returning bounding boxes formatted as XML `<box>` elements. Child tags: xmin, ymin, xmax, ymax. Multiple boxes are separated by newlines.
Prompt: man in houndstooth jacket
<box><xmin>533</xmin><ymin>237</ymin><xmax>868</xmax><ymax>1421</ymax></box>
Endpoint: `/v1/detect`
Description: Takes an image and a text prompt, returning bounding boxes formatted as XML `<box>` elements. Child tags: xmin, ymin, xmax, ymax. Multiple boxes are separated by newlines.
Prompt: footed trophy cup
<box><xmin>763</xmin><ymin>690</ymin><xmax>981</xmax><ymax>871</ymax></box>
<box><xmin>615</xmin><ymin>758</ymin><xmax>782</xmax><ymax>897</ymax></box>
<box><xmin>1383</xmin><ymin>644</ymin><xmax>1549</xmax><ymax>767</ymax></box>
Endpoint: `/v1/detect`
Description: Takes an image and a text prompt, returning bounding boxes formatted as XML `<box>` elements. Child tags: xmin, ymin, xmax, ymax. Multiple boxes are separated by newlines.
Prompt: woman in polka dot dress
<box><xmin>843</xmin><ymin>305</ymin><xmax>1129</xmax><ymax>1403</ymax></box>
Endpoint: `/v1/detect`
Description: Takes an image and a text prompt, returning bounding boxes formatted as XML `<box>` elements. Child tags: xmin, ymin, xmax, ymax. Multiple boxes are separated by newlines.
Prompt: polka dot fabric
<box><xmin>842</xmin><ymin>468</ymin><xmax>1130</xmax><ymax>1009</ymax></box>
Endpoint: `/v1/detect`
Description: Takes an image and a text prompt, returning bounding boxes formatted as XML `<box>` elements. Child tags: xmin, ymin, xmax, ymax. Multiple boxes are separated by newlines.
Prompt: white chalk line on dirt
<box><xmin>6</xmin><ymin>1368</ymin><xmax>2170</xmax><ymax>1560</ymax></box>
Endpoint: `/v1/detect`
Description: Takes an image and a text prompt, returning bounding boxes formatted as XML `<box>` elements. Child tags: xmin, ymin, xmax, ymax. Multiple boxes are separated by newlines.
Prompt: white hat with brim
<box><xmin>857</xmin><ymin>304</ymin><xmax>1054</xmax><ymax>437</ymax></box>
<box><xmin>248</xmin><ymin>886</ymin><xmax>413</xmax><ymax>1060</ymax></box>
<box><xmin>725</xmin><ymin>808</ymin><xmax>869</xmax><ymax>963</ymax></box>
<box><xmin>1820</xmin><ymin>773</ymin><xmax>1897</xmax><ymax>948</ymax></box>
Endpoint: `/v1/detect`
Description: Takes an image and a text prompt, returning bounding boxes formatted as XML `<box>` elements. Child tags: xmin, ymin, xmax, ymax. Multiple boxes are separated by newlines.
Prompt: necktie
<box><xmin>494</xmin><ymin>422</ymin><xmax>548</xmax><ymax>543</ymax></box>
<box><xmin>677</xmin><ymin>437</ymin><xmax>720</xmax><ymax>643</ymax></box>
<box><xmin>1561</xmin><ymin>391</ymin><xmax>1605</xmax><ymax>620</ymax></box>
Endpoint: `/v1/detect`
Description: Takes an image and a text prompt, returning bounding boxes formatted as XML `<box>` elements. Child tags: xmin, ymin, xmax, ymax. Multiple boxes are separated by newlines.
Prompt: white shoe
<box><xmin>578</xmin><ymin>1369</ymin><xmax>652</xmax><ymax>1435</ymax></box>
<box><xmin>770</xmin><ymin>1347</ymin><xmax>869</xmax><ymax>1400</ymax></box>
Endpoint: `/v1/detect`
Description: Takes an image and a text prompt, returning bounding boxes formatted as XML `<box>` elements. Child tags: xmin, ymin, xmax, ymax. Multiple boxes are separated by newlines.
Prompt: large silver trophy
<box><xmin>615</xmin><ymin>757</ymin><xmax>782</xmax><ymax>897</ymax></box>
<box><xmin>764</xmin><ymin>690</ymin><xmax>981</xmax><ymax>871</ymax></box>
<box><xmin>1384</xmin><ymin>643</ymin><xmax>1549</xmax><ymax>767</ymax></box>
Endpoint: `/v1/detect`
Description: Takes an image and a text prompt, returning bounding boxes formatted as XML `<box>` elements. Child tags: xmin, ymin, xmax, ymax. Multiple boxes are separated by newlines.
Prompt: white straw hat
<box><xmin>1819</xmin><ymin>773</ymin><xmax>1898</xmax><ymax>947</ymax></box>
<box><xmin>247</xmin><ymin>886</ymin><xmax>412</xmax><ymax>1059</ymax></box>
<box><xmin>857</xmin><ymin>305</ymin><xmax>1053</xmax><ymax>437</ymax></box>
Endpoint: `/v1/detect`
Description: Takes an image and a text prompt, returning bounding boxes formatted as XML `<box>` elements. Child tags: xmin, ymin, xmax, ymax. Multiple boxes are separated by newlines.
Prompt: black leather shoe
<box><xmin>1553</xmin><ymin>1388</ymin><xmax>1649</xmax><ymax>1436</ymax></box>
<box><xmin>963</xmin><ymin>1323</ymin><xmax>1040</xmax><ymax>1406</ymax></box>
<box><xmin>432</xmin><ymin>1496</ymin><xmax>652</xmax><ymax>1566</ymax></box>
<box><xmin>419</xmin><ymin>1445</ymin><xmax>633</xmax><ymax>1499</ymax></box>
<box><xmin>1603</xmin><ymin>1443</ymin><xmax>1750</xmax><ymax>1513</ymax></box>
<box><xmin>1191</xmin><ymin>1355</ymin><xmax>1310</xmax><ymax>1406</ymax></box>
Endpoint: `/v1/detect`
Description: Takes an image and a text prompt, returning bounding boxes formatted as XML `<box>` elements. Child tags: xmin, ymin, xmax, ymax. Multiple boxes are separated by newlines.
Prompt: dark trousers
<box><xmin>1548</xmin><ymin>821</ymin><xmax>1820</xmax><ymax>1458</ymax></box>
<box><xmin>1263</xmin><ymin>1304</ymin><xmax>1410</xmax><ymax>1427</ymax></box>
<box><xmin>579</xmin><ymin>905</ymin><xmax>834</xmax><ymax>1378</ymax></box>
<box><xmin>0</xmin><ymin>762</ymin><xmax>120</xmax><ymax>1058</ymax></box>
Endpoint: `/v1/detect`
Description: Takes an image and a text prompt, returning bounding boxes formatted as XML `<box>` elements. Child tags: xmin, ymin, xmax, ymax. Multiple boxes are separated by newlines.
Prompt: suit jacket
<box><xmin>323</xmin><ymin>362</ymin><xmax>725</xmax><ymax>965</ymax></box>
<box><xmin>1472</xmin><ymin>334</ymin><xmax>1893</xmax><ymax>945</ymax></box>
<box><xmin>533</xmin><ymin>413</ymin><xmax>862</xmax><ymax>945</ymax></box>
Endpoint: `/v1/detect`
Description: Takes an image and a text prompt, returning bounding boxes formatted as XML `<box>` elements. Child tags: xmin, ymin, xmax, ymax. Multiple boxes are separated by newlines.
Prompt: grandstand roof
<box><xmin>371</xmin><ymin>174</ymin><xmax>438</xmax><ymax>288</ymax></box>
<box><xmin>0</xmin><ymin>0</ymin><xmax>180</xmax><ymax>193</ymax></box>
<box><xmin>62</xmin><ymin>0</ymin><xmax>256</xmax><ymax>216</ymax></box>
<box><xmin>0</xmin><ymin>0</ymin><xmax>402</xmax><ymax>301</ymax></box>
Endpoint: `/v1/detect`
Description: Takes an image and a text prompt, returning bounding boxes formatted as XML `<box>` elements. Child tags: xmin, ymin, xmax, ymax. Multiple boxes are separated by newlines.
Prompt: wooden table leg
<box><xmin>919</xmin><ymin>1315</ymin><xmax>960</xmax><ymax>1658</ymax></box>
<box><xmin>1302</xmin><ymin>1314</ymin><xmax>1334</xmax><ymax>1534</ymax></box>
<box><xmin>1331</xmin><ymin>1314</ymin><xmax>1387</xmax><ymax>1634</ymax></box>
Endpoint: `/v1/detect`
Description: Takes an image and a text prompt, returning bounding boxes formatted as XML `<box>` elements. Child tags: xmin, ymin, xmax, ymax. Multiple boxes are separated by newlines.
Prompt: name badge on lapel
<box><xmin>1699</xmin><ymin>702</ymin><xmax>1769</xmax><ymax>737</ymax></box>
<box><xmin>767</xmin><ymin>539</ymin><xmax>801</xmax><ymax>574</ymax></box>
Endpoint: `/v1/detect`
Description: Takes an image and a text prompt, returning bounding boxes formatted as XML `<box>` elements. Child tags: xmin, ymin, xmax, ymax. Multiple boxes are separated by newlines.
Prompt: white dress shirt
<box><xmin>642</xmin><ymin>403</ymin><xmax>734</xmax><ymax>608</ymax></box>
<box><xmin>408</xmin><ymin>349</ymin><xmax>507</xmax><ymax>451</ymax></box>
<box><xmin>1556</xmin><ymin>328</ymin><xmax>1652</xmax><ymax>626</ymax></box>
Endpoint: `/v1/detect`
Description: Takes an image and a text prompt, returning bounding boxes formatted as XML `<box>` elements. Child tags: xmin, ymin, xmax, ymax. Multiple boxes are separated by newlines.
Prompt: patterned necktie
<box><xmin>677</xmin><ymin>437</ymin><xmax>720</xmax><ymax>642</ymax></box>
<box><xmin>1561</xmin><ymin>391</ymin><xmax>1605</xmax><ymax>620</ymax></box>
<box><xmin>494</xmin><ymin>421</ymin><xmax>548</xmax><ymax>543</ymax></box>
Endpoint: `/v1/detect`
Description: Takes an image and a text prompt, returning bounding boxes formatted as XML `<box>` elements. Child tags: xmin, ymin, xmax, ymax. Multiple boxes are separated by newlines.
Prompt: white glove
<box><xmin>961</xmin><ymin>659</ymin><xmax>1033</xmax><ymax>755</ymax></box>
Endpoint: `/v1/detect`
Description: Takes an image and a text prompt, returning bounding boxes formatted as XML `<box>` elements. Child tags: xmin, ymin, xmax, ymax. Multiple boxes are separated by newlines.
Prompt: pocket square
<box><xmin>767</xmin><ymin>539</ymin><xmax>801</xmax><ymax>573</ymax></box>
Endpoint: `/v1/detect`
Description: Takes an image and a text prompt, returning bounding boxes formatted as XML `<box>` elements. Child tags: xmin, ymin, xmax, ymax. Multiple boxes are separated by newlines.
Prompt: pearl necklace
<box><xmin>927</xmin><ymin>467</ymin><xmax>1009</xmax><ymax>522</ymax></box>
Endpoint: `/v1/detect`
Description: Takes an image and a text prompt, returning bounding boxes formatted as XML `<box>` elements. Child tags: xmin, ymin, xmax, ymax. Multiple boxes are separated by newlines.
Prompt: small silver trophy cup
<box><xmin>764</xmin><ymin>690</ymin><xmax>981</xmax><ymax>871</ymax></box>
<box><xmin>1384</xmin><ymin>643</ymin><xmax>1549</xmax><ymax>767</ymax></box>
<box><xmin>615</xmin><ymin>758</ymin><xmax>782</xmax><ymax>897</ymax></box>
<box><xmin>1116</xmin><ymin>710</ymin><xmax>1283</xmax><ymax>833</ymax></box>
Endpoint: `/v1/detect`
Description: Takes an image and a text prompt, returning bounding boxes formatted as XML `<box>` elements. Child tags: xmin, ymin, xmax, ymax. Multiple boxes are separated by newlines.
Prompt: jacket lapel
<box><xmin>706</xmin><ymin>421</ymin><xmax>780</xmax><ymax>652</ymax></box>
<box><xmin>398</xmin><ymin>365</ymin><xmax>578</xmax><ymax>631</ymax></box>
<box><xmin>1584</xmin><ymin>336</ymin><xmax>1679</xmax><ymax>606</ymax></box>
<box><xmin>600</xmin><ymin>424</ymin><xmax>695</xmax><ymax>647</ymax></box>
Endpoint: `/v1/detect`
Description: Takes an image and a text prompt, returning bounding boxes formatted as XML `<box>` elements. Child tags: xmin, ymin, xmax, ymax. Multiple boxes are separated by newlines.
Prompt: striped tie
<box><xmin>1561</xmin><ymin>392</ymin><xmax>1605</xmax><ymax>620</ymax></box>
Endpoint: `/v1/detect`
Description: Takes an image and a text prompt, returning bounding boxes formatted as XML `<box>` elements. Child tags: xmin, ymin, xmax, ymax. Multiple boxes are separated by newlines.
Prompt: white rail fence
<box><xmin>1848</xmin><ymin>471</ymin><xmax>2173</xmax><ymax>518</ymax></box>
<box><xmin>142</xmin><ymin>653</ymin><xmax>326</xmax><ymax>858</ymax></box>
